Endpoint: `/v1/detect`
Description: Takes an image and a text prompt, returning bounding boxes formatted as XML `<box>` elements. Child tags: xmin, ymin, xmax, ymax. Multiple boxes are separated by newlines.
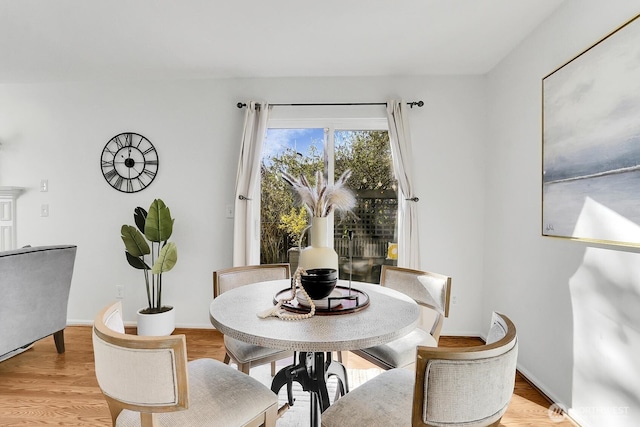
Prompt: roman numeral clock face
<box><xmin>101</xmin><ymin>132</ymin><xmax>159</xmax><ymax>193</ymax></box>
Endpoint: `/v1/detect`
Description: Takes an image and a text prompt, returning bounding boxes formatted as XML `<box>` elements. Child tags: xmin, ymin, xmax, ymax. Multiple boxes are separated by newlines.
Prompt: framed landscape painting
<box><xmin>542</xmin><ymin>14</ymin><xmax>640</xmax><ymax>247</ymax></box>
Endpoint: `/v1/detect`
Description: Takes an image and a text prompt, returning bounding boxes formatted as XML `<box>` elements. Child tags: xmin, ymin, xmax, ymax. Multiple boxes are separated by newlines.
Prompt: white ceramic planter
<box><xmin>136</xmin><ymin>306</ymin><xmax>175</xmax><ymax>336</ymax></box>
<box><xmin>299</xmin><ymin>217</ymin><xmax>339</xmax><ymax>271</ymax></box>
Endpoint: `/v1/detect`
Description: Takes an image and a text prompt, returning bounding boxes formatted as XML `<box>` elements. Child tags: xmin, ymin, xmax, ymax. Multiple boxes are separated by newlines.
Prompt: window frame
<box><xmin>263</xmin><ymin>117</ymin><xmax>390</xmax><ymax>247</ymax></box>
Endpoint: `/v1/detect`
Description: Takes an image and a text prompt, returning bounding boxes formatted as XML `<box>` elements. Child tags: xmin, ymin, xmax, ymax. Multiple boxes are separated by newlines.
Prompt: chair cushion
<box><xmin>116</xmin><ymin>358</ymin><xmax>277</xmax><ymax>426</ymax></box>
<box><xmin>486</xmin><ymin>312</ymin><xmax>508</xmax><ymax>344</ymax></box>
<box><xmin>417</xmin><ymin>274</ymin><xmax>447</xmax><ymax>313</ymax></box>
<box><xmin>357</xmin><ymin>328</ymin><xmax>437</xmax><ymax>369</ymax></box>
<box><xmin>224</xmin><ymin>335</ymin><xmax>289</xmax><ymax>364</ymax></box>
<box><xmin>321</xmin><ymin>368</ymin><xmax>414</xmax><ymax>427</ymax></box>
<box><xmin>104</xmin><ymin>307</ymin><xmax>125</xmax><ymax>334</ymax></box>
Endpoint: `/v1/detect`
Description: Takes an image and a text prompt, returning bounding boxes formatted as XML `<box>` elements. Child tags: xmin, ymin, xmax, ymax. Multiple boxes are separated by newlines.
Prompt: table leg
<box><xmin>311</xmin><ymin>352</ymin><xmax>331</xmax><ymax>412</ymax></box>
<box><xmin>310</xmin><ymin>391</ymin><xmax>320</xmax><ymax>427</ymax></box>
<box><xmin>325</xmin><ymin>352</ymin><xmax>349</xmax><ymax>396</ymax></box>
<box><xmin>271</xmin><ymin>352</ymin><xmax>307</xmax><ymax>407</ymax></box>
<box><xmin>270</xmin><ymin>351</ymin><xmax>349</xmax><ymax>427</ymax></box>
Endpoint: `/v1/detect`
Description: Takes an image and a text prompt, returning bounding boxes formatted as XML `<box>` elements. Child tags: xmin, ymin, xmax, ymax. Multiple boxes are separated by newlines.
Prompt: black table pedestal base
<box><xmin>271</xmin><ymin>351</ymin><xmax>349</xmax><ymax>427</ymax></box>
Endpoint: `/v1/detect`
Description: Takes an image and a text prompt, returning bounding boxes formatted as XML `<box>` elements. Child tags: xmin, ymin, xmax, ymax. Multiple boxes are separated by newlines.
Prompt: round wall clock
<box><xmin>100</xmin><ymin>132</ymin><xmax>159</xmax><ymax>193</ymax></box>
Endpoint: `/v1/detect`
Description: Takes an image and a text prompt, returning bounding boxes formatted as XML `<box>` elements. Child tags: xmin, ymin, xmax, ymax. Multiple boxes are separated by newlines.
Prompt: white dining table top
<box><xmin>209</xmin><ymin>279</ymin><xmax>420</xmax><ymax>352</ymax></box>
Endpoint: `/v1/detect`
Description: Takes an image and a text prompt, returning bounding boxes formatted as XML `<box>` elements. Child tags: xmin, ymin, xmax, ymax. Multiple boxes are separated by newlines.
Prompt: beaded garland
<box><xmin>257</xmin><ymin>267</ymin><xmax>316</xmax><ymax>320</ymax></box>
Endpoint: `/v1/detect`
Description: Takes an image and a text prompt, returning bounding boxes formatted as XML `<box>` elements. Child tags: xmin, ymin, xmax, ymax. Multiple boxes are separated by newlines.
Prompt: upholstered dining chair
<box><xmin>322</xmin><ymin>312</ymin><xmax>518</xmax><ymax>427</ymax></box>
<box><xmin>213</xmin><ymin>264</ymin><xmax>294</xmax><ymax>375</ymax></box>
<box><xmin>92</xmin><ymin>301</ymin><xmax>278</xmax><ymax>427</ymax></box>
<box><xmin>351</xmin><ymin>265</ymin><xmax>452</xmax><ymax>370</ymax></box>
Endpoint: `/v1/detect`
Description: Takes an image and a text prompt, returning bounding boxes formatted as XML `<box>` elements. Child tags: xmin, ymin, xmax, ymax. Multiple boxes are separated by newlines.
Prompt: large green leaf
<box><xmin>145</xmin><ymin>199</ymin><xmax>174</xmax><ymax>243</ymax></box>
<box><xmin>152</xmin><ymin>242</ymin><xmax>177</xmax><ymax>274</ymax></box>
<box><xmin>134</xmin><ymin>207</ymin><xmax>147</xmax><ymax>234</ymax></box>
<box><xmin>125</xmin><ymin>251</ymin><xmax>150</xmax><ymax>270</ymax></box>
<box><xmin>121</xmin><ymin>225</ymin><xmax>150</xmax><ymax>257</ymax></box>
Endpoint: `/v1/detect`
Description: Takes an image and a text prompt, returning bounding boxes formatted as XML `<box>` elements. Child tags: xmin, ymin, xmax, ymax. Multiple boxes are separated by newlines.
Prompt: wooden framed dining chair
<box><xmin>322</xmin><ymin>312</ymin><xmax>518</xmax><ymax>427</ymax></box>
<box><xmin>213</xmin><ymin>264</ymin><xmax>294</xmax><ymax>375</ymax></box>
<box><xmin>351</xmin><ymin>265</ymin><xmax>452</xmax><ymax>370</ymax></box>
<box><xmin>92</xmin><ymin>301</ymin><xmax>278</xmax><ymax>427</ymax></box>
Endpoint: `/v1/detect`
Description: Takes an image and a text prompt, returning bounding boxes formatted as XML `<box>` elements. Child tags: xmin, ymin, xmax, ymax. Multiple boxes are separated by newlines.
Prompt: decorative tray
<box><xmin>274</xmin><ymin>285</ymin><xmax>369</xmax><ymax>315</ymax></box>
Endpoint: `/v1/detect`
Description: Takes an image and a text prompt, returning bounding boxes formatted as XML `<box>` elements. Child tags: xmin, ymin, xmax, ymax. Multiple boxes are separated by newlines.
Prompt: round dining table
<box><xmin>209</xmin><ymin>278</ymin><xmax>420</xmax><ymax>426</ymax></box>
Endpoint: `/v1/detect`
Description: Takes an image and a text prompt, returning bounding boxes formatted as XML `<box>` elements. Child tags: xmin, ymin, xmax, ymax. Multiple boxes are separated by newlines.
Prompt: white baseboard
<box><xmin>67</xmin><ymin>319</ymin><xmax>216</xmax><ymax>329</ymax></box>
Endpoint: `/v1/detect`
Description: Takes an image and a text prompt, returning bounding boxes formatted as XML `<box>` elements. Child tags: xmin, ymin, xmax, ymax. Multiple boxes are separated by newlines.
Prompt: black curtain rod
<box><xmin>236</xmin><ymin>101</ymin><xmax>424</xmax><ymax>109</ymax></box>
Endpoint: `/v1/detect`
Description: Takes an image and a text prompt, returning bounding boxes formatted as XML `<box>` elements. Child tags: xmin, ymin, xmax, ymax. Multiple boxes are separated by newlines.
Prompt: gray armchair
<box><xmin>322</xmin><ymin>312</ymin><xmax>518</xmax><ymax>427</ymax></box>
<box><xmin>0</xmin><ymin>245</ymin><xmax>77</xmax><ymax>361</ymax></box>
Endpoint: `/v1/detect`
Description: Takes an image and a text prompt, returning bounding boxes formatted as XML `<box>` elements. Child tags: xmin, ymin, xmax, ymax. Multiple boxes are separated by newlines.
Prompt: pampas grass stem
<box><xmin>282</xmin><ymin>170</ymin><xmax>355</xmax><ymax>217</ymax></box>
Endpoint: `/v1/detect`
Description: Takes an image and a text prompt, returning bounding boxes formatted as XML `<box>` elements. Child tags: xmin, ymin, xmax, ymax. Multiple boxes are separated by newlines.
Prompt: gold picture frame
<box><xmin>542</xmin><ymin>14</ymin><xmax>640</xmax><ymax>247</ymax></box>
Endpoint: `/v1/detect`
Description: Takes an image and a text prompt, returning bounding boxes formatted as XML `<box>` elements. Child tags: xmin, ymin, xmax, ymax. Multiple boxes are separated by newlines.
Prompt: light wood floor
<box><xmin>0</xmin><ymin>326</ymin><xmax>577</xmax><ymax>426</ymax></box>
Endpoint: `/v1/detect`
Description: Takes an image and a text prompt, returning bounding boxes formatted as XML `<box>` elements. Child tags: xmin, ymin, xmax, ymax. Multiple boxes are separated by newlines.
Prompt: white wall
<box><xmin>485</xmin><ymin>1</ymin><xmax>640</xmax><ymax>426</ymax></box>
<box><xmin>0</xmin><ymin>76</ymin><xmax>486</xmax><ymax>334</ymax></box>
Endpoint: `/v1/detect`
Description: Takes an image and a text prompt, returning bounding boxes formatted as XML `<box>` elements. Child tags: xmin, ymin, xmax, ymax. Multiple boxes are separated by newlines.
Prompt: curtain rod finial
<box><xmin>237</xmin><ymin>102</ymin><xmax>247</xmax><ymax>109</ymax></box>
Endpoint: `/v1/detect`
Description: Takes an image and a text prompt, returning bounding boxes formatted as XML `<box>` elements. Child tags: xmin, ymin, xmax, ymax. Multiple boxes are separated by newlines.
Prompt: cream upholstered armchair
<box><xmin>351</xmin><ymin>266</ymin><xmax>452</xmax><ymax>370</ymax></box>
<box><xmin>92</xmin><ymin>301</ymin><xmax>278</xmax><ymax>427</ymax></box>
<box><xmin>322</xmin><ymin>312</ymin><xmax>518</xmax><ymax>427</ymax></box>
<box><xmin>213</xmin><ymin>264</ymin><xmax>294</xmax><ymax>375</ymax></box>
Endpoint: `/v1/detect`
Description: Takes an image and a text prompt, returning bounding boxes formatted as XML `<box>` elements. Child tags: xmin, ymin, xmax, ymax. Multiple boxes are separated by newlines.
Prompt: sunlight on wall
<box><xmin>569</xmin><ymin>197</ymin><xmax>640</xmax><ymax>426</ymax></box>
<box><xmin>572</xmin><ymin>197</ymin><xmax>640</xmax><ymax>245</ymax></box>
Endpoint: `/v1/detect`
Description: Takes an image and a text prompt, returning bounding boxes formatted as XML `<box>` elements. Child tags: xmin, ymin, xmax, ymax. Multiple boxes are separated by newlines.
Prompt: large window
<box><xmin>260</xmin><ymin>125</ymin><xmax>397</xmax><ymax>284</ymax></box>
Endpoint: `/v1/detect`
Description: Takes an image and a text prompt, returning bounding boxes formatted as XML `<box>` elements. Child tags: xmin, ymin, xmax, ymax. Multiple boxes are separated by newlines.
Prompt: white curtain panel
<box><xmin>233</xmin><ymin>101</ymin><xmax>271</xmax><ymax>266</ymax></box>
<box><xmin>386</xmin><ymin>100</ymin><xmax>421</xmax><ymax>269</ymax></box>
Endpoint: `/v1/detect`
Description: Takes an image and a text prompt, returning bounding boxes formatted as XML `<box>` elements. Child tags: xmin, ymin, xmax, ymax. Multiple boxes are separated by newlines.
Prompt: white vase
<box><xmin>298</xmin><ymin>217</ymin><xmax>339</xmax><ymax>272</ymax></box>
<box><xmin>136</xmin><ymin>306</ymin><xmax>175</xmax><ymax>336</ymax></box>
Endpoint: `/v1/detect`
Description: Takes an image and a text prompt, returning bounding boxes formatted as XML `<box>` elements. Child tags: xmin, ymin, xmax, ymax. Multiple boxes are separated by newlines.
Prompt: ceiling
<box><xmin>0</xmin><ymin>0</ymin><xmax>565</xmax><ymax>83</ymax></box>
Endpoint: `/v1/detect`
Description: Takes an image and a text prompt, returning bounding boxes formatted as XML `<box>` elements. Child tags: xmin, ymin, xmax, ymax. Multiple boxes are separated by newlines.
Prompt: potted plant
<box><xmin>121</xmin><ymin>198</ymin><xmax>178</xmax><ymax>336</ymax></box>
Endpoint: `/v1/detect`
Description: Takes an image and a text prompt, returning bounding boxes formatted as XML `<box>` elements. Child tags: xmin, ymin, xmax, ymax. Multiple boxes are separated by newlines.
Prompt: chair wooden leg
<box><xmin>140</xmin><ymin>412</ymin><xmax>158</xmax><ymax>427</ymax></box>
<box><xmin>245</xmin><ymin>404</ymin><xmax>278</xmax><ymax>427</ymax></box>
<box><xmin>239</xmin><ymin>362</ymin><xmax>251</xmax><ymax>374</ymax></box>
<box><xmin>223</xmin><ymin>353</ymin><xmax>231</xmax><ymax>364</ymax></box>
<box><xmin>53</xmin><ymin>329</ymin><xmax>65</xmax><ymax>354</ymax></box>
<box><xmin>271</xmin><ymin>361</ymin><xmax>276</xmax><ymax>377</ymax></box>
<box><xmin>265</xmin><ymin>402</ymin><xmax>278</xmax><ymax>427</ymax></box>
<box><xmin>104</xmin><ymin>395</ymin><xmax>126</xmax><ymax>427</ymax></box>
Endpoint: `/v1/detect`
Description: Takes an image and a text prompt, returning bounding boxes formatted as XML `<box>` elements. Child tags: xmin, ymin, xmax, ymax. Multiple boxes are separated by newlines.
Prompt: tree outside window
<box><xmin>260</xmin><ymin>128</ymin><xmax>397</xmax><ymax>284</ymax></box>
